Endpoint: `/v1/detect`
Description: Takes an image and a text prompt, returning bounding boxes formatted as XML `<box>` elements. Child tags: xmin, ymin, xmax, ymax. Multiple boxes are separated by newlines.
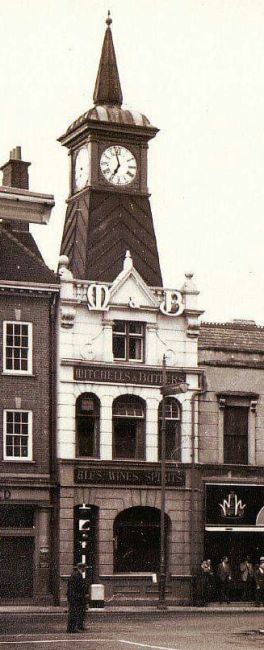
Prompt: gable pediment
<box><xmin>110</xmin><ymin>259</ymin><xmax>159</xmax><ymax>310</ymax></box>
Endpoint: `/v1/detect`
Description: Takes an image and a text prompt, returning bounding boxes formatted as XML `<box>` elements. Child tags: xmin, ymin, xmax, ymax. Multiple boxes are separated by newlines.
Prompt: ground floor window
<box><xmin>113</xmin><ymin>506</ymin><xmax>170</xmax><ymax>573</ymax></box>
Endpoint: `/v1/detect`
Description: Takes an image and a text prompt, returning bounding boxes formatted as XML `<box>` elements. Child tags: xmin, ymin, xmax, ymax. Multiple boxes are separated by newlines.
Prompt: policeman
<box><xmin>67</xmin><ymin>564</ymin><xmax>87</xmax><ymax>633</ymax></box>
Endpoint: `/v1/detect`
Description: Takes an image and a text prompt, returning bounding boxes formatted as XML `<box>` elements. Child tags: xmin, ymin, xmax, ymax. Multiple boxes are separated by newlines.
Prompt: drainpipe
<box><xmin>50</xmin><ymin>291</ymin><xmax>60</xmax><ymax>605</ymax></box>
<box><xmin>190</xmin><ymin>371</ymin><xmax>207</xmax><ymax>599</ymax></box>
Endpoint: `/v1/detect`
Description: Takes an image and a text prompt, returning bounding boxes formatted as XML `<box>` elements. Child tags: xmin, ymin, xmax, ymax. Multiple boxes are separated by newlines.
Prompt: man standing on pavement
<box><xmin>67</xmin><ymin>564</ymin><xmax>87</xmax><ymax>633</ymax></box>
<box><xmin>217</xmin><ymin>556</ymin><xmax>232</xmax><ymax>603</ymax></box>
<box><xmin>255</xmin><ymin>557</ymin><xmax>264</xmax><ymax>606</ymax></box>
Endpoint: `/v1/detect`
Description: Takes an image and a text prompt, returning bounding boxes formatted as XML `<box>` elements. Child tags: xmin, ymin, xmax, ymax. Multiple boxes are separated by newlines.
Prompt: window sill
<box><xmin>3</xmin><ymin>459</ymin><xmax>35</xmax><ymax>463</ymax></box>
<box><xmin>2</xmin><ymin>372</ymin><xmax>35</xmax><ymax>378</ymax></box>
<box><xmin>113</xmin><ymin>359</ymin><xmax>144</xmax><ymax>364</ymax></box>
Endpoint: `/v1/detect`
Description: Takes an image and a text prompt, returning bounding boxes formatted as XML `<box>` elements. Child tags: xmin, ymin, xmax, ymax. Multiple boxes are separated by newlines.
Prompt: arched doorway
<box><xmin>113</xmin><ymin>506</ymin><xmax>170</xmax><ymax>573</ymax></box>
<box><xmin>74</xmin><ymin>504</ymin><xmax>99</xmax><ymax>583</ymax></box>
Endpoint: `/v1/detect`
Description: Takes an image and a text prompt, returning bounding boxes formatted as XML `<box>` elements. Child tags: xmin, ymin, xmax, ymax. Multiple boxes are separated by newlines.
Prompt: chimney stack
<box><xmin>0</xmin><ymin>147</ymin><xmax>31</xmax><ymax>190</ymax></box>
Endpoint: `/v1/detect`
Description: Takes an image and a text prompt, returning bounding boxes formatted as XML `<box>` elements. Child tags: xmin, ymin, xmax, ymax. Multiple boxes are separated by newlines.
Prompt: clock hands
<box><xmin>110</xmin><ymin>148</ymin><xmax>121</xmax><ymax>181</ymax></box>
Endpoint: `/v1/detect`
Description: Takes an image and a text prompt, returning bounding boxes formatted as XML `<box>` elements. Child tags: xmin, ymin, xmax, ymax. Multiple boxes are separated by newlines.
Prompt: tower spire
<box><xmin>93</xmin><ymin>12</ymin><xmax>123</xmax><ymax>107</ymax></box>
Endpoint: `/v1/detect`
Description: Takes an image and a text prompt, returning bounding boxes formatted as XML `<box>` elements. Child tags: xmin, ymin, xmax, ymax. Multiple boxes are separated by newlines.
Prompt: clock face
<box><xmin>100</xmin><ymin>146</ymin><xmax>137</xmax><ymax>186</ymax></box>
<box><xmin>74</xmin><ymin>146</ymin><xmax>89</xmax><ymax>191</ymax></box>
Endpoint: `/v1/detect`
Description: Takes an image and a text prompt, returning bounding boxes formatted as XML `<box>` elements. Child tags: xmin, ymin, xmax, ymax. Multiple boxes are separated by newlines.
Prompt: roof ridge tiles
<box><xmin>201</xmin><ymin>320</ymin><xmax>264</xmax><ymax>331</ymax></box>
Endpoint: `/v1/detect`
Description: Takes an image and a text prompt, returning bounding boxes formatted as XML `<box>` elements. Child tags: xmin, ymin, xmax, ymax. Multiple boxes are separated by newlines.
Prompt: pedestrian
<box><xmin>194</xmin><ymin>559</ymin><xmax>214</xmax><ymax>606</ymax></box>
<box><xmin>239</xmin><ymin>556</ymin><xmax>254</xmax><ymax>601</ymax></box>
<box><xmin>255</xmin><ymin>557</ymin><xmax>264</xmax><ymax>606</ymax></box>
<box><xmin>67</xmin><ymin>564</ymin><xmax>87</xmax><ymax>633</ymax></box>
<box><xmin>217</xmin><ymin>556</ymin><xmax>231</xmax><ymax>603</ymax></box>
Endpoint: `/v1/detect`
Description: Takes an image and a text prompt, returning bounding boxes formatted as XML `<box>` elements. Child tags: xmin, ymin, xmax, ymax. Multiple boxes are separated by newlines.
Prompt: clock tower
<box><xmin>59</xmin><ymin>13</ymin><xmax>162</xmax><ymax>286</ymax></box>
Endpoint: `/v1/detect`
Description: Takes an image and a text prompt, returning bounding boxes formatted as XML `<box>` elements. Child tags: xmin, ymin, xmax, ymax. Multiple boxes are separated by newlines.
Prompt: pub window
<box><xmin>76</xmin><ymin>393</ymin><xmax>100</xmax><ymax>457</ymax></box>
<box><xmin>112</xmin><ymin>395</ymin><xmax>146</xmax><ymax>459</ymax></box>
<box><xmin>224</xmin><ymin>405</ymin><xmax>248</xmax><ymax>465</ymax></box>
<box><xmin>158</xmin><ymin>398</ymin><xmax>181</xmax><ymax>461</ymax></box>
<box><xmin>113</xmin><ymin>321</ymin><xmax>144</xmax><ymax>362</ymax></box>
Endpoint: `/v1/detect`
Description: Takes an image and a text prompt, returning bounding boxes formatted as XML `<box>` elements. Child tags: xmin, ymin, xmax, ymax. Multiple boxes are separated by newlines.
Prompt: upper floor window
<box><xmin>3</xmin><ymin>322</ymin><xmax>32</xmax><ymax>374</ymax></box>
<box><xmin>3</xmin><ymin>410</ymin><xmax>32</xmax><ymax>461</ymax></box>
<box><xmin>113</xmin><ymin>321</ymin><xmax>144</xmax><ymax>362</ymax></box>
<box><xmin>112</xmin><ymin>395</ymin><xmax>146</xmax><ymax>459</ymax></box>
<box><xmin>158</xmin><ymin>398</ymin><xmax>181</xmax><ymax>461</ymax></box>
<box><xmin>224</xmin><ymin>405</ymin><xmax>248</xmax><ymax>465</ymax></box>
<box><xmin>76</xmin><ymin>393</ymin><xmax>100</xmax><ymax>457</ymax></box>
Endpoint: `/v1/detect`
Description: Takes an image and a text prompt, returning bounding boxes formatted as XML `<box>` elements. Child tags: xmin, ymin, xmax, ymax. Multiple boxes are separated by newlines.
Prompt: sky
<box><xmin>1</xmin><ymin>0</ymin><xmax>264</xmax><ymax>324</ymax></box>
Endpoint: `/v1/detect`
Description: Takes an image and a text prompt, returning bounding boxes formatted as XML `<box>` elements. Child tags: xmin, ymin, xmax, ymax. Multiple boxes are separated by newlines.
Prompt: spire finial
<box><xmin>106</xmin><ymin>10</ymin><xmax>112</xmax><ymax>27</ymax></box>
<box><xmin>93</xmin><ymin>11</ymin><xmax>123</xmax><ymax>107</ymax></box>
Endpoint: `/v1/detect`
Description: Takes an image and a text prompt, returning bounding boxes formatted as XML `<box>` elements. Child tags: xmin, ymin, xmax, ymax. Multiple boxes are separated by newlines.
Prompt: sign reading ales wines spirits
<box><xmin>75</xmin><ymin>465</ymin><xmax>185</xmax><ymax>487</ymax></box>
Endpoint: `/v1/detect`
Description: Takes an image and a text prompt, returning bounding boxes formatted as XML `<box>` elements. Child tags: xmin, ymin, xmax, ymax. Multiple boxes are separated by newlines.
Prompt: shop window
<box><xmin>158</xmin><ymin>398</ymin><xmax>181</xmax><ymax>461</ymax></box>
<box><xmin>3</xmin><ymin>322</ymin><xmax>32</xmax><ymax>374</ymax></box>
<box><xmin>112</xmin><ymin>395</ymin><xmax>145</xmax><ymax>459</ymax></box>
<box><xmin>113</xmin><ymin>321</ymin><xmax>144</xmax><ymax>362</ymax></box>
<box><xmin>113</xmin><ymin>506</ymin><xmax>170</xmax><ymax>573</ymax></box>
<box><xmin>3</xmin><ymin>410</ymin><xmax>32</xmax><ymax>461</ymax></box>
<box><xmin>76</xmin><ymin>394</ymin><xmax>100</xmax><ymax>457</ymax></box>
<box><xmin>0</xmin><ymin>505</ymin><xmax>34</xmax><ymax>527</ymax></box>
<box><xmin>224</xmin><ymin>405</ymin><xmax>248</xmax><ymax>465</ymax></box>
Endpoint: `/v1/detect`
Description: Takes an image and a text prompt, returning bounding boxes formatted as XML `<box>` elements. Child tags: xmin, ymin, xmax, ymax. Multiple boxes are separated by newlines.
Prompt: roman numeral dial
<box><xmin>100</xmin><ymin>146</ymin><xmax>137</xmax><ymax>186</ymax></box>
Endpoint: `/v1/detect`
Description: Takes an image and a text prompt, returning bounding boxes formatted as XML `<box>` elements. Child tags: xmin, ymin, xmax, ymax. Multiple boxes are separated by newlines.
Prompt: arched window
<box><xmin>112</xmin><ymin>395</ymin><xmax>146</xmax><ymax>460</ymax></box>
<box><xmin>158</xmin><ymin>398</ymin><xmax>181</xmax><ymax>461</ymax></box>
<box><xmin>76</xmin><ymin>393</ymin><xmax>100</xmax><ymax>457</ymax></box>
<box><xmin>113</xmin><ymin>506</ymin><xmax>170</xmax><ymax>573</ymax></box>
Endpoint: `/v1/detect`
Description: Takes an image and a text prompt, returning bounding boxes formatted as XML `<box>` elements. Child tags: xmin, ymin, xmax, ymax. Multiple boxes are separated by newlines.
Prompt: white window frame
<box><xmin>112</xmin><ymin>320</ymin><xmax>144</xmax><ymax>363</ymax></box>
<box><xmin>3</xmin><ymin>409</ymin><xmax>33</xmax><ymax>461</ymax></box>
<box><xmin>3</xmin><ymin>321</ymin><xmax>33</xmax><ymax>375</ymax></box>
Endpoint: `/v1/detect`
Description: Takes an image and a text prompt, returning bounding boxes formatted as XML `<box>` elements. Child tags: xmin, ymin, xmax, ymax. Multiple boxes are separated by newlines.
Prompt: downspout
<box><xmin>50</xmin><ymin>290</ymin><xmax>60</xmax><ymax>605</ymax></box>
<box><xmin>190</xmin><ymin>371</ymin><xmax>207</xmax><ymax>599</ymax></box>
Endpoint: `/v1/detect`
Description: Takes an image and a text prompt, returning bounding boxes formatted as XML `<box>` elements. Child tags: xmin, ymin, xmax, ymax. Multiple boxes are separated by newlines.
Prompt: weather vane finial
<box><xmin>106</xmin><ymin>10</ymin><xmax>112</xmax><ymax>27</ymax></box>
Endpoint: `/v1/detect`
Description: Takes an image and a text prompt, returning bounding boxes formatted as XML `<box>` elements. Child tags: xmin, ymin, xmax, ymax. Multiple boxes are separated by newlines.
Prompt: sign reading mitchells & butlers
<box><xmin>74</xmin><ymin>364</ymin><xmax>186</xmax><ymax>387</ymax></box>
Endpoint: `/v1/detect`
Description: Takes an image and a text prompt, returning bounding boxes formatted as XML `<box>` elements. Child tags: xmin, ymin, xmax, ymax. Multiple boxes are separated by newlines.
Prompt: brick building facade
<box><xmin>197</xmin><ymin>320</ymin><xmax>264</xmax><ymax>600</ymax></box>
<box><xmin>0</xmin><ymin>149</ymin><xmax>59</xmax><ymax>602</ymax></box>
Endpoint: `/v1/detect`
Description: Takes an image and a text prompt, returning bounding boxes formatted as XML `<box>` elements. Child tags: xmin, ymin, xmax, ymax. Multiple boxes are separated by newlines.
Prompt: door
<box><xmin>0</xmin><ymin>537</ymin><xmax>34</xmax><ymax>598</ymax></box>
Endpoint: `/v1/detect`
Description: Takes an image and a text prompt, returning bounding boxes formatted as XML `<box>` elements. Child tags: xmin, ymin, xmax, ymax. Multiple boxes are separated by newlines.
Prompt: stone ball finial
<box><xmin>58</xmin><ymin>255</ymin><xmax>69</xmax><ymax>268</ymax></box>
<box><xmin>58</xmin><ymin>255</ymin><xmax>73</xmax><ymax>280</ymax></box>
<box><xmin>106</xmin><ymin>10</ymin><xmax>112</xmax><ymax>26</ymax></box>
<box><xmin>181</xmin><ymin>270</ymin><xmax>198</xmax><ymax>294</ymax></box>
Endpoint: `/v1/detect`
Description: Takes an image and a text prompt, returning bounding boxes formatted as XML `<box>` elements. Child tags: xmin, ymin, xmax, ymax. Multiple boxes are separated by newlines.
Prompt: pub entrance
<box><xmin>114</xmin><ymin>506</ymin><xmax>170</xmax><ymax>573</ymax></box>
<box><xmin>205</xmin><ymin>531</ymin><xmax>264</xmax><ymax>600</ymax></box>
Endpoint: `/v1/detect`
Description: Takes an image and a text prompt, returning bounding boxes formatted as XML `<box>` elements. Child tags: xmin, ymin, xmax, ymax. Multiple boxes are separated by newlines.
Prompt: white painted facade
<box><xmin>56</xmin><ymin>252</ymin><xmax>203</xmax><ymax>465</ymax></box>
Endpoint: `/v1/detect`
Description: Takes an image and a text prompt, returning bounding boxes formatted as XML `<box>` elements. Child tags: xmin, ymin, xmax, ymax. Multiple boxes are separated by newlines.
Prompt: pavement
<box><xmin>1</xmin><ymin>603</ymin><xmax>264</xmax><ymax>613</ymax></box>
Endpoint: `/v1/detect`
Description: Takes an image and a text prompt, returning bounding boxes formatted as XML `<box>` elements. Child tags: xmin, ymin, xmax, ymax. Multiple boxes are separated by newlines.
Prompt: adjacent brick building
<box><xmin>0</xmin><ymin>148</ymin><xmax>59</xmax><ymax>602</ymax></box>
<box><xmin>197</xmin><ymin>320</ymin><xmax>264</xmax><ymax>599</ymax></box>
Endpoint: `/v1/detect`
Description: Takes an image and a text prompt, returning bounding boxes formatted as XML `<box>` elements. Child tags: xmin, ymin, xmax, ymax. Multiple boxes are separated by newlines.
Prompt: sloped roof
<box><xmin>60</xmin><ymin>189</ymin><xmax>162</xmax><ymax>286</ymax></box>
<box><xmin>0</xmin><ymin>225</ymin><xmax>58</xmax><ymax>285</ymax></box>
<box><xmin>199</xmin><ymin>321</ymin><xmax>264</xmax><ymax>353</ymax></box>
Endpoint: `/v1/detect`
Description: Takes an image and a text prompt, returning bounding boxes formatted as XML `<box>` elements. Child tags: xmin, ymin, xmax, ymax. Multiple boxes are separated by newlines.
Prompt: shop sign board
<box><xmin>205</xmin><ymin>484</ymin><xmax>264</xmax><ymax>526</ymax></box>
<box><xmin>75</xmin><ymin>465</ymin><xmax>185</xmax><ymax>488</ymax></box>
<box><xmin>74</xmin><ymin>364</ymin><xmax>185</xmax><ymax>387</ymax></box>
